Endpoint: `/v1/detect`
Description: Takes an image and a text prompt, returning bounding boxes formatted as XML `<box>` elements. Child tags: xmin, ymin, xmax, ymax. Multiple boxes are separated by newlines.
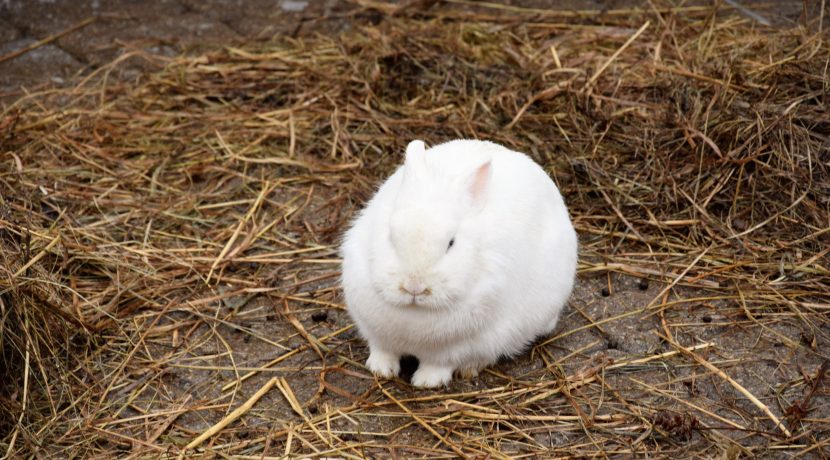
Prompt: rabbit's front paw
<box><xmin>366</xmin><ymin>349</ymin><xmax>400</xmax><ymax>378</ymax></box>
<box><xmin>412</xmin><ymin>364</ymin><xmax>453</xmax><ymax>388</ymax></box>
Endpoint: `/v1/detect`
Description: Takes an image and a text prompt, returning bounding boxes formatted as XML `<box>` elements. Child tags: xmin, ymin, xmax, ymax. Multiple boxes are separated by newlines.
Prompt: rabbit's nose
<box><xmin>401</xmin><ymin>279</ymin><xmax>429</xmax><ymax>296</ymax></box>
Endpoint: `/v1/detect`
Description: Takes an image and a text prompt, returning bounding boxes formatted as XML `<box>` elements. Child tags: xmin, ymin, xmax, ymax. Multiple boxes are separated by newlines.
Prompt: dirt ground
<box><xmin>139</xmin><ymin>270</ymin><xmax>829</xmax><ymax>454</ymax></box>
<box><xmin>1</xmin><ymin>1</ymin><xmax>828</xmax><ymax>459</ymax></box>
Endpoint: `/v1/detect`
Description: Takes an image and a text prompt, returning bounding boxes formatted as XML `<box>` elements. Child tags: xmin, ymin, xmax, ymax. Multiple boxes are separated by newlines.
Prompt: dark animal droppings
<box><xmin>311</xmin><ymin>311</ymin><xmax>328</xmax><ymax>322</ymax></box>
<box><xmin>600</xmin><ymin>287</ymin><xmax>610</xmax><ymax>297</ymax></box>
<box><xmin>638</xmin><ymin>279</ymin><xmax>649</xmax><ymax>290</ymax></box>
<box><xmin>702</xmin><ymin>315</ymin><xmax>712</xmax><ymax>323</ymax></box>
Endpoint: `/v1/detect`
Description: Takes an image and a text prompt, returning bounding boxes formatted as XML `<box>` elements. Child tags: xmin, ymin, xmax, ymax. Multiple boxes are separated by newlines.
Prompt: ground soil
<box><xmin>1</xmin><ymin>1</ymin><xmax>827</xmax><ymax>458</ymax></box>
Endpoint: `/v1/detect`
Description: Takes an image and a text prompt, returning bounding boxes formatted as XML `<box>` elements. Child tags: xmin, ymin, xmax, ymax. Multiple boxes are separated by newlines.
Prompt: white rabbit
<box><xmin>340</xmin><ymin>139</ymin><xmax>577</xmax><ymax>388</ymax></box>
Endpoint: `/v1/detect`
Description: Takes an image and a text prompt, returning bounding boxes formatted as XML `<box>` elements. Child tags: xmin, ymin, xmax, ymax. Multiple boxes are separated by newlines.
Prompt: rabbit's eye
<box><xmin>447</xmin><ymin>238</ymin><xmax>455</xmax><ymax>251</ymax></box>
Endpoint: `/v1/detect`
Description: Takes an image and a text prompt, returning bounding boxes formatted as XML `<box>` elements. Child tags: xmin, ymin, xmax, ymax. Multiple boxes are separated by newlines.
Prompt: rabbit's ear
<box><xmin>403</xmin><ymin>140</ymin><xmax>428</xmax><ymax>182</ymax></box>
<box><xmin>466</xmin><ymin>159</ymin><xmax>492</xmax><ymax>209</ymax></box>
<box><xmin>405</xmin><ymin>140</ymin><xmax>426</xmax><ymax>160</ymax></box>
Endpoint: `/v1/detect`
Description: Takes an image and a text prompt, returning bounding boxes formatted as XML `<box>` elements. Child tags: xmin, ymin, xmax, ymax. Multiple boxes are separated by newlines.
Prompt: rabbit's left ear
<box><xmin>405</xmin><ymin>140</ymin><xmax>426</xmax><ymax>161</ymax></box>
<box><xmin>467</xmin><ymin>159</ymin><xmax>492</xmax><ymax>209</ymax></box>
<box><xmin>403</xmin><ymin>140</ymin><xmax>428</xmax><ymax>183</ymax></box>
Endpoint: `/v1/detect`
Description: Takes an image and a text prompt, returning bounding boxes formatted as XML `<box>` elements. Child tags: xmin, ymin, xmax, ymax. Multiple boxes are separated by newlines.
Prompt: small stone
<box><xmin>280</xmin><ymin>0</ymin><xmax>308</xmax><ymax>12</ymax></box>
<box><xmin>311</xmin><ymin>311</ymin><xmax>328</xmax><ymax>322</ymax></box>
<box><xmin>731</xmin><ymin>217</ymin><xmax>748</xmax><ymax>231</ymax></box>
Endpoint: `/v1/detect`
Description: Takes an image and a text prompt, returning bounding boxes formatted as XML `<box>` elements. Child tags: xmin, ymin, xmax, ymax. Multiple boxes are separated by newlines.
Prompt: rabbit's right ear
<box><xmin>467</xmin><ymin>159</ymin><xmax>492</xmax><ymax>210</ymax></box>
<box><xmin>403</xmin><ymin>140</ymin><xmax>427</xmax><ymax>182</ymax></box>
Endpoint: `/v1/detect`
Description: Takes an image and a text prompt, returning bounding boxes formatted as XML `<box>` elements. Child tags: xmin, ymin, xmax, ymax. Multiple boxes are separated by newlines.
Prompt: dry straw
<box><xmin>1</xmin><ymin>1</ymin><xmax>828</xmax><ymax>458</ymax></box>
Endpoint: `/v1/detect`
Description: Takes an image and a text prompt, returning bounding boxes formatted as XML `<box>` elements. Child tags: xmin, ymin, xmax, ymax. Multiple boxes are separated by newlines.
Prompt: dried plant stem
<box><xmin>182</xmin><ymin>377</ymin><xmax>278</xmax><ymax>454</ymax></box>
<box><xmin>662</xmin><ymin>334</ymin><xmax>792</xmax><ymax>437</ymax></box>
<box><xmin>585</xmin><ymin>20</ymin><xmax>650</xmax><ymax>87</ymax></box>
<box><xmin>381</xmin><ymin>387</ymin><xmax>471</xmax><ymax>458</ymax></box>
<box><xmin>12</xmin><ymin>234</ymin><xmax>61</xmax><ymax>278</ymax></box>
<box><xmin>0</xmin><ymin>17</ymin><xmax>97</xmax><ymax>65</ymax></box>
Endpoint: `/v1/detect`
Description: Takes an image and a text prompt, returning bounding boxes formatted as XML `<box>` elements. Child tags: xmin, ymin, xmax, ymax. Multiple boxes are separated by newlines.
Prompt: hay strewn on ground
<box><xmin>1</xmin><ymin>2</ymin><xmax>828</xmax><ymax>458</ymax></box>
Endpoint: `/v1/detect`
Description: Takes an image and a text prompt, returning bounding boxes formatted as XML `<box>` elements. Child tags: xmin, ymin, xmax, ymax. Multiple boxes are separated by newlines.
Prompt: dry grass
<box><xmin>1</xmin><ymin>1</ymin><xmax>828</xmax><ymax>458</ymax></box>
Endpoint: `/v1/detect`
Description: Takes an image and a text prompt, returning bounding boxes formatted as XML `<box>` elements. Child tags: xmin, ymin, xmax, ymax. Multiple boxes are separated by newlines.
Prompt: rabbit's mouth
<box><xmin>373</xmin><ymin>280</ymin><xmax>455</xmax><ymax>309</ymax></box>
<box><xmin>385</xmin><ymin>290</ymin><xmax>438</xmax><ymax>309</ymax></box>
<box><xmin>404</xmin><ymin>291</ymin><xmax>458</xmax><ymax>310</ymax></box>
<box><xmin>407</xmin><ymin>293</ymin><xmax>431</xmax><ymax>307</ymax></box>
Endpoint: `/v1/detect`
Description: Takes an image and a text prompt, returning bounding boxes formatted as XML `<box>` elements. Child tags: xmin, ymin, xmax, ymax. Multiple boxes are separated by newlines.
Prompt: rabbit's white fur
<box><xmin>341</xmin><ymin>139</ymin><xmax>577</xmax><ymax>387</ymax></box>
